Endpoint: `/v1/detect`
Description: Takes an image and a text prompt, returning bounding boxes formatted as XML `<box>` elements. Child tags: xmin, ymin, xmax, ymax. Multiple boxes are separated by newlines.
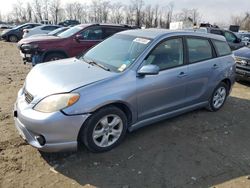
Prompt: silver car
<box><xmin>14</xmin><ymin>29</ymin><xmax>236</xmax><ymax>152</ymax></box>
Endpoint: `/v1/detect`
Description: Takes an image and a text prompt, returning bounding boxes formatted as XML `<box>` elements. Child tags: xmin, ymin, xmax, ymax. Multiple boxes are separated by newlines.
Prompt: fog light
<box><xmin>35</xmin><ymin>135</ymin><xmax>46</xmax><ymax>146</ymax></box>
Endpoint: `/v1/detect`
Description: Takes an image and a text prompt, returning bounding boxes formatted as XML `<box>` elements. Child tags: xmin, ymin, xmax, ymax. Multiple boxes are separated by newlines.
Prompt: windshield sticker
<box><xmin>118</xmin><ymin>64</ymin><xmax>127</xmax><ymax>72</ymax></box>
<box><xmin>133</xmin><ymin>38</ymin><xmax>150</xmax><ymax>44</ymax></box>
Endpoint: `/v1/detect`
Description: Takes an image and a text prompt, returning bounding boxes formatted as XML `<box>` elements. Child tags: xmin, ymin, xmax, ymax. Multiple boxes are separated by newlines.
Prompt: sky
<box><xmin>0</xmin><ymin>0</ymin><xmax>249</xmax><ymax>24</ymax></box>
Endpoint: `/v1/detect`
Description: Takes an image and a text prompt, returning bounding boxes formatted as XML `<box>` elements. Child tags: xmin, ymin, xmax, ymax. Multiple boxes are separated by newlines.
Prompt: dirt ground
<box><xmin>0</xmin><ymin>40</ymin><xmax>250</xmax><ymax>188</ymax></box>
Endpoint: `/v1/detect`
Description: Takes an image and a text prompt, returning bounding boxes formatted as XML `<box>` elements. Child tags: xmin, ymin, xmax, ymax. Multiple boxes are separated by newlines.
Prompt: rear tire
<box><xmin>79</xmin><ymin>106</ymin><xmax>128</xmax><ymax>152</ymax></box>
<box><xmin>8</xmin><ymin>35</ymin><xmax>18</xmax><ymax>42</ymax></box>
<box><xmin>43</xmin><ymin>52</ymin><xmax>66</xmax><ymax>62</ymax></box>
<box><xmin>207</xmin><ymin>82</ymin><xmax>228</xmax><ymax>112</ymax></box>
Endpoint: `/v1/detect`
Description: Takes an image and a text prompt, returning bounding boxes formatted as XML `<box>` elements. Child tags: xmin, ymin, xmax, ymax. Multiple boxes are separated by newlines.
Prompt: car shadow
<box><xmin>41</xmin><ymin>96</ymin><xmax>250</xmax><ymax>188</ymax></box>
<box><xmin>236</xmin><ymin>80</ymin><xmax>250</xmax><ymax>87</ymax></box>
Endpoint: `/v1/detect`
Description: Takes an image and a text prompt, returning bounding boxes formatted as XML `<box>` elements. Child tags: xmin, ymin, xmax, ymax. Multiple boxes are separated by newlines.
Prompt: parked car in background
<box><xmin>194</xmin><ymin>27</ymin><xmax>245</xmax><ymax>50</ymax></box>
<box><xmin>14</xmin><ymin>29</ymin><xmax>235</xmax><ymax>152</ymax></box>
<box><xmin>18</xmin><ymin>24</ymin><xmax>137</xmax><ymax>66</ymax></box>
<box><xmin>23</xmin><ymin>25</ymin><xmax>61</xmax><ymax>38</ymax></box>
<box><xmin>237</xmin><ymin>32</ymin><xmax>250</xmax><ymax>46</ymax></box>
<box><xmin>27</xmin><ymin>27</ymin><xmax>69</xmax><ymax>38</ymax></box>
<box><xmin>58</xmin><ymin>20</ymin><xmax>80</xmax><ymax>27</ymax></box>
<box><xmin>234</xmin><ymin>47</ymin><xmax>250</xmax><ymax>82</ymax></box>
<box><xmin>0</xmin><ymin>24</ymin><xmax>13</xmax><ymax>29</ymax></box>
<box><xmin>0</xmin><ymin>23</ymin><xmax>41</xmax><ymax>42</ymax></box>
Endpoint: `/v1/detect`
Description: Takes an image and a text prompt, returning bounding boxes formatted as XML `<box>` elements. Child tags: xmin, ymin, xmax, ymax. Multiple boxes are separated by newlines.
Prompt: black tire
<box><xmin>8</xmin><ymin>35</ymin><xmax>18</xmax><ymax>42</ymax></box>
<box><xmin>43</xmin><ymin>52</ymin><xmax>66</xmax><ymax>62</ymax></box>
<box><xmin>79</xmin><ymin>106</ymin><xmax>128</xmax><ymax>152</ymax></box>
<box><xmin>207</xmin><ymin>82</ymin><xmax>229</xmax><ymax>112</ymax></box>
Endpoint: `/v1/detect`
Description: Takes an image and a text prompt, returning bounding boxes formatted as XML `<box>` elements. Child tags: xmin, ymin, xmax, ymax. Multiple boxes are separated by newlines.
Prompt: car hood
<box><xmin>25</xmin><ymin>58</ymin><xmax>116</xmax><ymax>100</ymax></box>
<box><xmin>1</xmin><ymin>29</ymin><xmax>11</xmax><ymax>35</ymax></box>
<box><xmin>19</xmin><ymin>35</ymin><xmax>62</xmax><ymax>44</ymax></box>
<box><xmin>234</xmin><ymin>47</ymin><xmax>250</xmax><ymax>59</ymax></box>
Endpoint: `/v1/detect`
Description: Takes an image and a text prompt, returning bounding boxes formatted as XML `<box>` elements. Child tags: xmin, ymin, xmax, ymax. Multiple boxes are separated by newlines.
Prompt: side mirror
<box><xmin>75</xmin><ymin>34</ymin><xmax>84</xmax><ymax>41</ymax></box>
<box><xmin>235</xmin><ymin>38</ymin><xmax>242</xmax><ymax>43</ymax></box>
<box><xmin>137</xmin><ymin>64</ymin><xmax>160</xmax><ymax>76</ymax></box>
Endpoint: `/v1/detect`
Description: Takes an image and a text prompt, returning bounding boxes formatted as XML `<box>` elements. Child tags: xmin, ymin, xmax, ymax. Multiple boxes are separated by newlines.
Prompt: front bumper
<box><xmin>0</xmin><ymin>34</ymin><xmax>7</xmax><ymax>40</ymax></box>
<box><xmin>13</xmin><ymin>96</ymin><xmax>90</xmax><ymax>152</ymax></box>
<box><xmin>236</xmin><ymin>64</ymin><xmax>250</xmax><ymax>82</ymax></box>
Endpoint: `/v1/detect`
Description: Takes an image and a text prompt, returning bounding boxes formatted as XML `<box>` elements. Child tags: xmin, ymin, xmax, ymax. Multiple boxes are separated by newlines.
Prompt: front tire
<box><xmin>207</xmin><ymin>82</ymin><xmax>228</xmax><ymax>112</ymax></box>
<box><xmin>8</xmin><ymin>35</ymin><xmax>18</xmax><ymax>42</ymax></box>
<box><xmin>79</xmin><ymin>106</ymin><xmax>128</xmax><ymax>152</ymax></box>
<box><xmin>43</xmin><ymin>52</ymin><xmax>66</xmax><ymax>62</ymax></box>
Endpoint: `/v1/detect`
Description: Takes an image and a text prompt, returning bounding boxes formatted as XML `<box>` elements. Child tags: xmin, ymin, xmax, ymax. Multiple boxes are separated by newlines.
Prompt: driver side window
<box><xmin>80</xmin><ymin>28</ymin><xmax>103</xmax><ymax>40</ymax></box>
<box><xmin>144</xmin><ymin>38</ymin><xmax>184</xmax><ymax>70</ymax></box>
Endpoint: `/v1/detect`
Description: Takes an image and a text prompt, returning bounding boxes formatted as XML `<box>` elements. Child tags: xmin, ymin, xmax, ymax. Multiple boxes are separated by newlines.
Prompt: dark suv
<box><xmin>18</xmin><ymin>24</ymin><xmax>137</xmax><ymax>65</ymax></box>
<box><xmin>1</xmin><ymin>23</ymin><xmax>41</xmax><ymax>42</ymax></box>
<box><xmin>234</xmin><ymin>47</ymin><xmax>250</xmax><ymax>82</ymax></box>
<box><xmin>205</xmin><ymin>27</ymin><xmax>245</xmax><ymax>50</ymax></box>
<box><xmin>58</xmin><ymin>20</ymin><xmax>80</xmax><ymax>27</ymax></box>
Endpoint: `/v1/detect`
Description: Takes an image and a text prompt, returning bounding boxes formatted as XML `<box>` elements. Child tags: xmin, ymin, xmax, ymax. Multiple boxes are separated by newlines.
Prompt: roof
<box><xmin>120</xmin><ymin>28</ymin><xmax>226</xmax><ymax>41</ymax></box>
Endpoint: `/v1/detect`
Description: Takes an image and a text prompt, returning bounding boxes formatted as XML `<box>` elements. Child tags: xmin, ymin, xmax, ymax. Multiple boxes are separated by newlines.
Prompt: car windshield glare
<box><xmin>80</xmin><ymin>34</ymin><xmax>152</xmax><ymax>72</ymax></box>
<box><xmin>58</xmin><ymin>26</ymin><xmax>82</xmax><ymax>38</ymax></box>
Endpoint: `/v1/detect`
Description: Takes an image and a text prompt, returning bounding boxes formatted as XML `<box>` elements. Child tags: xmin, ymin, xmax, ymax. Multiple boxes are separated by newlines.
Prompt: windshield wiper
<box><xmin>83</xmin><ymin>58</ymin><xmax>110</xmax><ymax>71</ymax></box>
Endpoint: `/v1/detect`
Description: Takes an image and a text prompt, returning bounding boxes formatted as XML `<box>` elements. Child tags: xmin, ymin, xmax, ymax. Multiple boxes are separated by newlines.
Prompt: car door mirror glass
<box><xmin>75</xmin><ymin>34</ymin><xmax>84</xmax><ymax>41</ymax></box>
<box><xmin>137</xmin><ymin>64</ymin><xmax>160</xmax><ymax>76</ymax></box>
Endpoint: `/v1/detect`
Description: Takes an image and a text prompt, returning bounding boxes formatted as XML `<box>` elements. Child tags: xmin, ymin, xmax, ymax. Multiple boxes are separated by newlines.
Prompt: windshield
<box><xmin>58</xmin><ymin>26</ymin><xmax>82</xmax><ymax>38</ymax></box>
<box><xmin>49</xmin><ymin>28</ymin><xmax>65</xmax><ymax>35</ymax></box>
<box><xmin>80</xmin><ymin>34</ymin><xmax>152</xmax><ymax>72</ymax></box>
<box><xmin>13</xmin><ymin>24</ymin><xmax>27</xmax><ymax>30</ymax></box>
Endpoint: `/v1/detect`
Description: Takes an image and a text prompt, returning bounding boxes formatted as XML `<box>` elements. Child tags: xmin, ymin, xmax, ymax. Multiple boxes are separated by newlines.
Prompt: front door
<box><xmin>71</xmin><ymin>27</ymin><xmax>103</xmax><ymax>57</ymax></box>
<box><xmin>136</xmin><ymin>38</ymin><xmax>188</xmax><ymax>121</ymax></box>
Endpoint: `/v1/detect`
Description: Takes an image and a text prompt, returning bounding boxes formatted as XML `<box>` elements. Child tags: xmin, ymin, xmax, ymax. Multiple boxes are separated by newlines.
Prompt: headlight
<box><xmin>21</xmin><ymin>44</ymin><xmax>39</xmax><ymax>52</ymax></box>
<box><xmin>34</xmin><ymin>93</ymin><xmax>80</xmax><ymax>113</ymax></box>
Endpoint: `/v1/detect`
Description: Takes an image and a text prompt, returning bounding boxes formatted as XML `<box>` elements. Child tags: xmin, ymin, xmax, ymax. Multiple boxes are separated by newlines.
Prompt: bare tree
<box><xmin>110</xmin><ymin>2</ymin><xmax>124</xmax><ymax>24</ymax></box>
<box><xmin>43</xmin><ymin>0</ymin><xmax>50</xmax><ymax>20</ymax></box>
<box><xmin>32</xmin><ymin>0</ymin><xmax>43</xmax><ymax>22</ymax></box>
<box><xmin>26</xmin><ymin>2</ymin><xmax>33</xmax><ymax>22</ymax></box>
<box><xmin>130</xmin><ymin>0</ymin><xmax>144</xmax><ymax>27</ymax></box>
<box><xmin>49</xmin><ymin>0</ymin><xmax>62</xmax><ymax>24</ymax></box>
<box><xmin>65</xmin><ymin>3</ymin><xmax>74</xmax><ymax>20</ymax></box>
<box><xmin>72</xmin><ymin>3</ymin><xmax>88</xmax><ymax>23</ymax></box>
<box><xmin>124</xmin><ymin>5</ymin><xmax>135</xmax><ymax>25</ymax></box>
<box><xmin>144</xmin><ymin>5</ymin><xmax>153</xmax><ymax>27</ymax></box>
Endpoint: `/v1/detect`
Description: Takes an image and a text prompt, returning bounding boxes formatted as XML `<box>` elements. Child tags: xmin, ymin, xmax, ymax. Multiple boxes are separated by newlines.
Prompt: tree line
<box><xmin>1</xmin><ymin>0</ymin><xmax>202</xmax><ymax>28</ymax></box>
<box><xmin>231</xmin><ymin>13</ymin><xmax>250</xmax><ymax>31</ymax></box>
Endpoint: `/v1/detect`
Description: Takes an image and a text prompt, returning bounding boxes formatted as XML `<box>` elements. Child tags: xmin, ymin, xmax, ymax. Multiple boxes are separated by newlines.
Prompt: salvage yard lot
<box><xmin>0</xmin><ymin>40</ymin><xmax>250</xmax><ymax>188</ymax></box>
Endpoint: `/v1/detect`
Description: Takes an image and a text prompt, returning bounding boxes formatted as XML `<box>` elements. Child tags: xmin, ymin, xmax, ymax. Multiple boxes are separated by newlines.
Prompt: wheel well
<box><xmin>43</xmin><ymin>51</ymin><xmax>68</xmax><ymax>60</ymax></box>
<box><xmin>8</xmin><ymin>34</ymin><xmax>18</xmax><ymax>40</ymax></box>
<box><xmin>221</xmin><ymin>79</ymin><xmax>231</xmax><ymax>94</ymax></box>
<box><xmin>97</xmin><ymin>103</ymin><xmax>133</xmax><ymax>125</ymax></box>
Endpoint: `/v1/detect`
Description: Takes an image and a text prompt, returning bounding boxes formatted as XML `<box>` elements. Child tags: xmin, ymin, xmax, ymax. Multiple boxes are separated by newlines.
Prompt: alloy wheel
<box><xmin>92</xmin><ymin>114</ymin><xmax>123</xmax><ymax>148</ymax></box>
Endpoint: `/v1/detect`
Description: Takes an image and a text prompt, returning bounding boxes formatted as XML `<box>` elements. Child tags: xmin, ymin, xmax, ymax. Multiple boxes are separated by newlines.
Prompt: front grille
<box><xmin>23</xmin><ymin>89</ymin><xmax>34</xmax><ymax>104</ymax></box>
<box><xmin>235</xmin><ymin>57</ymin><xmax>250</xmax><ymax>67</ymax></box>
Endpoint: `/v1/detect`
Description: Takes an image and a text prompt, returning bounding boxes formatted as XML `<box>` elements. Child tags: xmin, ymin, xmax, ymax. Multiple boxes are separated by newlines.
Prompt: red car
<box><xmin>18</xmin><ymin>24</ymin><xmax>137</xmax><ymax>65</ymax></box>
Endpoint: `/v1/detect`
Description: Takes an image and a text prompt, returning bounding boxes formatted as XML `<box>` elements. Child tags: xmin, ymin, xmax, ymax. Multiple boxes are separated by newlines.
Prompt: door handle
<box><xmin>177</xmin><ymin>72</ymin><xmax>187</xmax><ymax>78</ymax></box>
<box><xmin>212</xmin><ymin>64</ymin><xmax>219</xmax><ymax>69</ymax></box>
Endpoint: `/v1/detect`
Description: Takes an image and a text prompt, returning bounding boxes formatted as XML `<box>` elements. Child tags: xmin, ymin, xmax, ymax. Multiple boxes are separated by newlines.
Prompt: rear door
<box><xmin>185</xmin><ymin>37</ymin><xmax>218</xmax><ymax>105</ymax></box>
<box><xmin>103</xmin><ymin>27</ymin><xmax>126</xmax><ymax>40</ymax></box>
<box><xmin>71</xmin><ymin>26</ymin><xmax>103</xmax><ymax>56</ymax></box>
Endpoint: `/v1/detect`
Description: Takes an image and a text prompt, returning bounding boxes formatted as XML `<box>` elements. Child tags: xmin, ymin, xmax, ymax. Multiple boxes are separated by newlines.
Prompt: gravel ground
<box><xmin>0</xmin><ymin>40</ymin><xmax>250</xmax><ymax>188</ymax></box>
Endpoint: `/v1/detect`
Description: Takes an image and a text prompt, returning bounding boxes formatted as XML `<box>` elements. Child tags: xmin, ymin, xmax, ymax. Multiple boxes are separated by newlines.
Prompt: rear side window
<box><xmin>212</xmin><ymin>40</ymin><xmax>231</xmax><ymax>56</ymax></box>
<box><xmin>210</xmin><ymin>29</ymin><xmax>223</xmax><ymax>36</ymax></box>
<box><xmin>42</xmin><ymin>26</ymin><xmax>59</xmax><ymax>31</ymax></box>
<box><xmin>187</xmin><ymin>38</ymin><xmax>213</xmax><ymax>63</ymax></box>
<box><xmin>103</xmin><ymin>27</ymin><xmax>125</xmax><ymax>39</ymax></box>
